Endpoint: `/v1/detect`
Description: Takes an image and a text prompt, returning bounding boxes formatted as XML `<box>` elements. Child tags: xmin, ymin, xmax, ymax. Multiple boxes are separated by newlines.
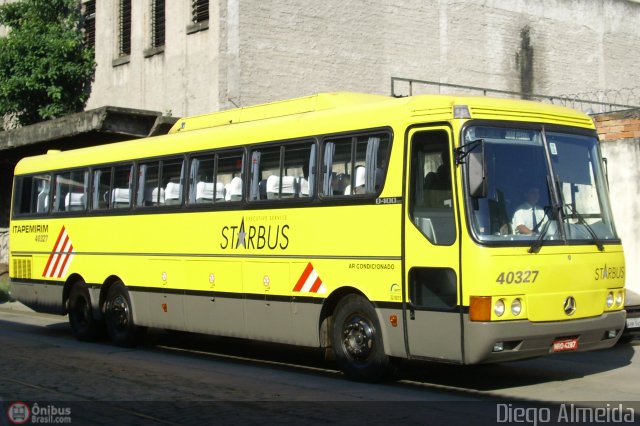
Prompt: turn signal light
<box><xmin>470</xmin><ymin>296</ymin><xmax>492</xmax><ymax>321</ymax></box>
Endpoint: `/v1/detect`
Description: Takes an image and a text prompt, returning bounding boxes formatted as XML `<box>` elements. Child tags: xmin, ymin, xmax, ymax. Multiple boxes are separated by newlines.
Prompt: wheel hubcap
<box><xmin>110</xmin><ymin>295</ymin><xmax>129</xmax><ymax>331</ymax></box>
<box><xmin>342</xmin><ymin>315</ymin><xmax>374</xmax><ymax>361</ymax></box>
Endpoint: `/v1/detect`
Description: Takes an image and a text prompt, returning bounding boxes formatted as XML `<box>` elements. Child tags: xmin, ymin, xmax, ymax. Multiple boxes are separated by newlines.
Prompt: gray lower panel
<box><xmin>131</xmin><ymin>291</ymin><xmax>322</xmax><ymax>347</ymax></box>
<box><xmin>463</xmin><ymin>311</ymin><xmax>626</xmax><ymax>364</ymax></box>
<box><xmin>10</xmin><ymin>280</ymin><xmax>65</xmax><ymax>315</ymax></box>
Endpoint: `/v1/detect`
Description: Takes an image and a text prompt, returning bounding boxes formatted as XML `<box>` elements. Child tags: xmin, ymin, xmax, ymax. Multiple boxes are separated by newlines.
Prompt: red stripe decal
<box><xmin>48</xmin><ymin>235</ymin><xmax>69</xmax><ymax>277</ymax></box>
<box><xmin>43</xmin><ymin>227</ymin><xmax>66</xmax><ymax>276</ymax></box>
<box><xmin>293</xmin><ymin>262</ymin><xmax>314</xmax><ymax>292</ymax></box>
<box><xmin>309</xmin><ymin>276</ymin><xmax>324</xmax><ymax>293</ymax></box>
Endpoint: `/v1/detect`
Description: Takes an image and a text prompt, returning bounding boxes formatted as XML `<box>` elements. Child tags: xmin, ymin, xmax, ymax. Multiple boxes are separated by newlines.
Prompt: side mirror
<box><xmin>467</xmin><ymin>141</ymin><xmax>487</xmax><ymax>198</ymax></box>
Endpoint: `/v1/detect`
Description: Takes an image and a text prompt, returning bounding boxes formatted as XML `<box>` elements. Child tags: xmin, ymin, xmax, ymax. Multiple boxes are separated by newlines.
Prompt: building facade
<box><xmin>85</xmin><ymin>0</ymin><xmax>640</xmax><ymax>117</ymax></box>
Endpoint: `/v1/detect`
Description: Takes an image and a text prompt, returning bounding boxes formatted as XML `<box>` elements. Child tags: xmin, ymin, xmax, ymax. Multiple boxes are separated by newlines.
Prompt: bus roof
<box><xmin>14</xmin><ymin>93</ymin><xmax>595</xmax><ymax>175</ymax></box>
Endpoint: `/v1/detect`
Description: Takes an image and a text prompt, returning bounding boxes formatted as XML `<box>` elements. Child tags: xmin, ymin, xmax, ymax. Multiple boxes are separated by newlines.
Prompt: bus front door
<box><xmin>403</xmin><ymin>127</ymin><xmax>462</xmax><ymax>362</ymax></box>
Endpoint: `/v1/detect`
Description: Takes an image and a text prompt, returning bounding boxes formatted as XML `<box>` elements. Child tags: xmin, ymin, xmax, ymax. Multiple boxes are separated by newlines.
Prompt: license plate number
<box><xmin>626</xmin><ymin>317</ymin><xmax>640</xmax><ymax>329</ymax></box>
<box><xmin>552</xmin><ymin>338</ymin><xmax>579</xmax><ymax>352</ymax></box>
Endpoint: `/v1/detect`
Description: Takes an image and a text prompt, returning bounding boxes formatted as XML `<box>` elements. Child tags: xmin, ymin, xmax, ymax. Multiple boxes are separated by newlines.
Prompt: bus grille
<box><xmin>12</xmin><ymin>257</ymin><xmax>32</xmax><ymax>279</ymax></box>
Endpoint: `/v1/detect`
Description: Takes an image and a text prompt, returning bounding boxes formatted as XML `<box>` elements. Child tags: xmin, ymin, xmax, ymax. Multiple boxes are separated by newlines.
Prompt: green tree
<box><xmin>0</xmin><ymin>0</ymin><xmax>95</xmax><ymax>129</ymax></box>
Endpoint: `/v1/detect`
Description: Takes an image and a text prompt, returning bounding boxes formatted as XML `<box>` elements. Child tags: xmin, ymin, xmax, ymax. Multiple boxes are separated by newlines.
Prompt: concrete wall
<box><xmin>595</xmin><ymin>110</ymin><xmax>640</xmax><ymax>305</ymax></box>
<box><xmin>87</xmin><ymin>1</ymin><xmax>221</xmax><ymax>117</ymax></box>
<box><xmin>85</xmin><ymin>0</ymin><xmax>640</xmax><ymax>116</ymax></box>
<box><xmin>0</xmin><ymin>229</ymin><xmax>7</xmax><ymax>265</ymax></box>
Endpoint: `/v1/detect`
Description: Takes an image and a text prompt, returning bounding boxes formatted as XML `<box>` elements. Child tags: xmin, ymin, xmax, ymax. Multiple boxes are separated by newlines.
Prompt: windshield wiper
<box><xmin>529</xmin><ymin>205</ymin><xmax>552</xmax><ymax>254</ymax></box>
<box><xmin>565</xmin><ymin>203</ymin><xmax>605</xmax><ymax>252</ymax></box>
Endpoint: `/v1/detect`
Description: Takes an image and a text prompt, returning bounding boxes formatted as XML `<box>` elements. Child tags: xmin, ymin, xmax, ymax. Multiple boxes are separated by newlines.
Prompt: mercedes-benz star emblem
<box><xmin>563</xmin><ymin>296</ymin><xmax>577</xmax><ymax>316</ymax></box>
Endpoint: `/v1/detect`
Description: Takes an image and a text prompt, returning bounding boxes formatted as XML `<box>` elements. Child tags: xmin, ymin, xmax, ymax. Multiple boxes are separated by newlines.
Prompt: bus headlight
<box><xmin>616</xmin><ymin>291</ymin><xmax>624</xmax><ymax>307</ymax></box>
<box><xmin>494</xmin><ymin>299</ymin><xmax>505</xmax><ymax>317</ymax></box>
<box><xmin>606</xmin><ymin>292</ymin><xmax>614</xmax><ymax>308</ymax></box>
<box><xmin>511</xmin><ymin>298</ymin><xmax>522</xmax><ymax>316</ymax></box>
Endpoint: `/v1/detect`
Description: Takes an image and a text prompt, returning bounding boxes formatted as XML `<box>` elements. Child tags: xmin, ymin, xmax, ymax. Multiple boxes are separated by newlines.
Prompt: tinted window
<box><xmin>189</xmin><ymin>151</ymin><xmax>243</xmax><ymax>204</ymax></box>
<box><xmin>13</xmin><ymin>174</ymin><xmax>51</xmax><ymax>215</ymax></box>
<box><xmin>321</xmin><ymin>133</ymin><xmax>389</xmax><ymax>197</ymax></box>
<box><xmin>53</xmin><ymin>170</ymin><xmax>89</xmax><ymax>213</ymax></box>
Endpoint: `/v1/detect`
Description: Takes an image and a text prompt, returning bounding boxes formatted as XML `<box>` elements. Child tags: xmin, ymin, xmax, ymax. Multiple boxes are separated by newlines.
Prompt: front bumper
<box><xmin>463</xmin><ymin>310</ymin><xmax>626</xmax><ymax>364</ymax></box>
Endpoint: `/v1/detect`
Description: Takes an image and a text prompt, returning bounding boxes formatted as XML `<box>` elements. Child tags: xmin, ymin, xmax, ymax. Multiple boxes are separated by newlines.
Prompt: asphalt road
<box><xmin>0</xmin><ymin>303</ymin><xmax>638</xmax><ymax>425</ymax></box>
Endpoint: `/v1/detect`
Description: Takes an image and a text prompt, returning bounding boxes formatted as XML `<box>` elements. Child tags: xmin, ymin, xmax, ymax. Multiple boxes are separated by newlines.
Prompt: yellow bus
<box><xmin>9</xmin><ymin>93</ymin><xmax>626</xmax><ymax>381</ymax></box>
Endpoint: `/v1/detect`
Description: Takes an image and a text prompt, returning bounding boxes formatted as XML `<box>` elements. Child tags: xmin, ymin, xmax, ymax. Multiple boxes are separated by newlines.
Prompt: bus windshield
<box><xmin>465</xmin><ymin>125</ymin><xmax>617</xmax><ymax>245</ymax></box>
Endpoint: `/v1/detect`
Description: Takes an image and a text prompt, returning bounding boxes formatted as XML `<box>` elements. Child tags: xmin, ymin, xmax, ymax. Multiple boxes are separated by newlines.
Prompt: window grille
<box><xmin>119</xmin><ymin>0</ymin><xmax>132</xmax><ymax>56</ymax></box>
<box><xmin>151</xmin><ymin>0</ymin><xmax>165</xmax><ymax>48</ymax></box>
<box><xmin>192</xmin><ymin>0</ymin><xmax>209</xmax><ymax>23</ymax></box>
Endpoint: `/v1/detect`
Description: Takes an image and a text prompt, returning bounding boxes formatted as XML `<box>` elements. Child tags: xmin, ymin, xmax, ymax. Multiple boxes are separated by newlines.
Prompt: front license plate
<box><xmin>552</xmin><ymin>338</ymin><xmax>579</xmax><ymax>352</ymax></box>
<box><xmin>626</xmin><ymin>317</ymin><xmax>640</xmax><ymax>329</ymax></box>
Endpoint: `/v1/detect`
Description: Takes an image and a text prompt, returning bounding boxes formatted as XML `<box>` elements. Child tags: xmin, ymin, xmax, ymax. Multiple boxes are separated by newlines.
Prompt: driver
<box><xmin>512</xmin><ymin>187</ymin><xmax>547</xmax><ymax>235</ymax></box>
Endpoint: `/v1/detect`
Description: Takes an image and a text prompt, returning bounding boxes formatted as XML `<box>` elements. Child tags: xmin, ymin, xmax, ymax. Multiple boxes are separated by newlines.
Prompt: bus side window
<box><xmin>250</xmin><ymin>141</ymin><xmax>314</xmax><ymax>201</ymax></box>
<box><xmin>162</xmin><ymin>159</ymin><xmax>184</xmax><ymax>206</ymax></box>
<box><xmin>93</xmin><ymin>168</ymin><xmax>112</xmax><ymax>210</ymax></box>
<box><xmin>13</xmin><ymin>174</ymin><xmax>51</xmax><ymax>215</ymax></box>
<box><xmin>321</xmin><ymin>133</ymin><xmax>389</xmax><ymax>197</ymax></box>
<box><xmin>137</xmin><ymin>161</ymin><xmax>161</xmax><ymax>207</ymax></box>
<box><xmin>190</xmin><ymin>151</ymin><xmax>243</xmax><ymax>204</ymax></box>
<box><xmin>112</xmin><ymin>165</ymin><xmax>133</xmax><ymax>209</ymax></box>
<box><xmin>53</xmin><ymin>170</ymin><xmax>88</xmax><ymax>213</ymax></box>
<box><xmin>218</xmin><ymin>152</ymin><xmax>243</xmax><ymax>202</ymax></box>
<box><xmin>410</xmin><ymin>131</ymin><xmax>455</xmax><ymax>245</ymax></box>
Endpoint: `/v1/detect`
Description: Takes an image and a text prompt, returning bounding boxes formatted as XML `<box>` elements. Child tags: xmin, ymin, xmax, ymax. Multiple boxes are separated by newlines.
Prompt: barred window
<box><xmin>192</xmin><ymin>0</ymin><xmax>209</xmax><ymax>23</ymax></box>
<box><xmin>119</xmin><ymin>0</ymin><xmax>132</xmax><ymax>56</ymax></box>
<box><xmin>151</xmin><ymin>0</ymin><xmax>165</xmax><ymax>48</ymax></box>
<box><xmin>82</xmin><ymin>0</ymin><xmax>96</xmax><ymax>50</ymax></box>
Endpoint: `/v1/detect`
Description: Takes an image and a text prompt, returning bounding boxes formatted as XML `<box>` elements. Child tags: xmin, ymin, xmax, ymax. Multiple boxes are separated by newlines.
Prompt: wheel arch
<box><xmin>319</xmin><ymin>286</ymin><xmax>367</xmax><ymax>349</ymax></box>
<box><xmin>99</xmin><ymin>275</ymin><xmax>125</xmax><ymax>313</ymax></box>
<box><xmin>63</xmin><ymin>273</ymin><xmax>85</xmax><ymax>313</ymax></box>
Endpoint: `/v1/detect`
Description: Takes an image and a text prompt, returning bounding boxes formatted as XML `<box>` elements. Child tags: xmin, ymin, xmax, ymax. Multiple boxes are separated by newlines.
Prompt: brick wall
<box><xmin>594</xmin><ymin>110</ymin><xmax>640</xmax><ymax>141</ymax></box>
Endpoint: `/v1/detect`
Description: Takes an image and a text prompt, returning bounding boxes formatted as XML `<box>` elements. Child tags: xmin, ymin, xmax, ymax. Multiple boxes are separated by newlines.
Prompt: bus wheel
<box><xmin>68</xmin><ymin>280</ymin><xmax>103</xmax><ymax>341</ymax></box>
<box><xmin>104</xmin><ymin>281</ymin><xmax>145</xmax><ymax>347</ymax></box>
<box><xmin>332</xmin><ymin>294</ymin><xmax>391</xmax><ymax>382</ymax></box>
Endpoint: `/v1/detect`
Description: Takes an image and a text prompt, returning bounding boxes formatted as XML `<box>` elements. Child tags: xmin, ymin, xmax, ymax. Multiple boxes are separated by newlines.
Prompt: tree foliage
<box><xmin>0</xmin><ymin>0</ymin><xmax>95</xmax><ymax>129</ymax></box>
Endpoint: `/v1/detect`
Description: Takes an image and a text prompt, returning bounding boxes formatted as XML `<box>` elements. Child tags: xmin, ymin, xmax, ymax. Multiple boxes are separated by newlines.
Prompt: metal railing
<box><xmin>391</xmin><ymin>77</ymin><xmax>640</xmax><ymax>114</ymax></box>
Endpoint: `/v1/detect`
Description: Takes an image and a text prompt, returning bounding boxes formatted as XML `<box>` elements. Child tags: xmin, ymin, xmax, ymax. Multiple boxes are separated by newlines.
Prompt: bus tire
<box><xmin>104</xmin><ymin>281</ymin><xmax>145</xmax><ymax>347</ymax></box>
<box><xmin>68</xmin><ymin>280</ymin><xmax>103</xmax><ymax>341</ymax></box>
<box><xmin>331</xmin><ymin>294</ymin><xmax>391</xmax><ymax>382</ymax></box>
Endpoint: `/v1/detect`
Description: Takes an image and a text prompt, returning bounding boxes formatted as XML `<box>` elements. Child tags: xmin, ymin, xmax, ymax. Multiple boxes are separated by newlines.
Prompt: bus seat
<box><xmin>196</xmin><ymin>181</ymin><xmax>214</xmax><ymax>203</ymax></box>
<box><xmin>333</xmin><ymin>173</ymin><xmax>350</xmax><ymax>195</ymax></box>
<box><xmin>151</xmin><ymin>187</ymin><xmax>165</xmax><ymax>205</ymax></box>
<box><xmin>227</xmin><ymin>177</ymin><xmax>243</xmax><ymax>201</ymax></box>
<box><xmin>65</xmin><ymin>193</ymin><xmax>85</xmax><ymax>211</ymax></box>
<box><xmin>112</xmin><ymin>188</ymin><xmax>130</xmax><ymax>207</ymax></box>
<box><xmin>281</xmin><ymin>176</ymin><xmax>297</xmax><ymax>198</ymax></box>
<box><xmin>266</xmin><ymin>175</ymin><xmax>279</xmax><ymax>199</ymax></box>
<box><xmin>259</xmin><ymin>179</ymin><xmax>268</xmax><ymax>200</ymax></box>
<box><xmin>37</xmin><ymin>190</ymin><xmax>49</xmax><ymax>213</ymax></box>
<box><xmin>353</xmin><ymin>166</ymin><xmax>366</xmax><ymax>194</ymax></box>
<box><xmin>165</xmin><ymin>182</ymin><xmax>182</xmax><ymax>205</ymax></box>
<box><xmin>299</xmin><ymin>177</ymin><xmax>309</xmax><ymax>197</ymax></box>
<box><xmin>215</xmin><ymin>182</ymin><xmax>226</xmax><ymax>201</ymax></box>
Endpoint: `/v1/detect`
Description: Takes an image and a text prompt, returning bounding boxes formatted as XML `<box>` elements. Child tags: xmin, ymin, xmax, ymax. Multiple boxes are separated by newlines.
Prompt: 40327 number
<box><xmin>496</xmin><ymin>270</ymin><xmax>539</xmax><ymax>284</ymax></box>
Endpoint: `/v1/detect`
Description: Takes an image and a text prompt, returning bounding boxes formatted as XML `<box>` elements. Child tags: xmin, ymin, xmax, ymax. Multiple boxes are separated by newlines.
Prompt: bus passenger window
<box><xmin>409</xmin><ymin>131</ymin><xmax>455</xmax><ymax>245</ymax></box>
<box><xmin>218</xmin><ymin>153</ymin><xmax>243</xmax><ymax>201</ymax></box>
<box><xmin>190</xmin><ymin>151</ymin><xmax>243</xmax><ymax>204</ymax></box>
<box><xmin>13</xmin><ymin>174</ymin><xmax>51</xmax><ymax>215</ymax></box>
<box><xmin>93</xmin><ymin>168</ymin><xmax>111</xmax><ymax>210</ymax></box>
<box><xmin>250</xmin><ymin>142</ymin><xmax>314</xmax><ymax>201</ymax></box>
<box><xmin>162</xmin><ymin>159</ymin><xmax>184</xmax><ymax>206</ymax></box>
<box><xmin>137</xmin><ymin>162</ymin><xmax>161</xmax><ymax>207</ymax></box>
<box><xmin>53</xmin><ymin>170</ymin><xmax>88</xmax><ymax>213</ymax></box>
<box><xmin>321</xmin><ymin>133</ymin><xmax>389</xmax><ymax>197</ymax></box>
<box><xmin>112</xmin><ymin>165</ymin><xmax>133</xmax><ymax>209</ymax></box>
